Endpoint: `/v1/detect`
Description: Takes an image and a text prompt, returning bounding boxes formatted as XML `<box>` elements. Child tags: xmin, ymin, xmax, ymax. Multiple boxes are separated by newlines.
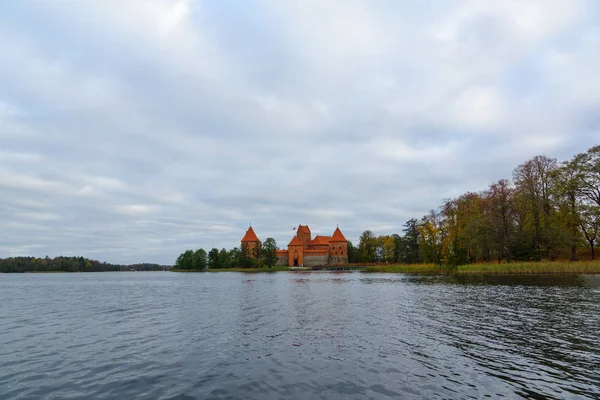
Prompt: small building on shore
<box><xmin>240</xmin><ymin>225</ymin><xmax>348</xmax><ymax>267</ymax></box>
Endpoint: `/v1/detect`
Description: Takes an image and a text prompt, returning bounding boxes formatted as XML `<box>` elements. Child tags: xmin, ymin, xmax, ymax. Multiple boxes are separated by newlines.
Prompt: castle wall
<box><xmin>303</xmin><ymin>253</ymin><xmax>329</xmax><ymax>267</ymax></box>
<box><xmin>328</xmin><ymin>255</ymin><xmax>349</xmax><ymax>265</ymax></box>
<box><xmin>288</xmin><ymin>245</ymin><xmax>304</xmax><ymax>266</ymax></box>
<box><xmin>276</xmin><ymin>253</ymin><xmax>288</xmax><ymax>266</ymax></box>
<box><xmin>328</xmin><ymin>242</ymin><xmax>348</xmax><ymax>265</ymax></box>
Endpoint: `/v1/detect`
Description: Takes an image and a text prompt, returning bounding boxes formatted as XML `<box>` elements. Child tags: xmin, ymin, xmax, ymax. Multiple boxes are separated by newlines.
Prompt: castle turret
<box><xmin>329</xmin><ymin>227</ymin><xmax>348</xmax><ymax>265</ymax></box>
<box><xmin>288</xmin><ymin>235</ymin><xmax>304</xmax><ymax>266</ymax></box>
<box><xmin>241</xmin><ymin>226</ymin><xmax>261</xmax><ymax>257</ymax></box>
<box><xmin>296</xmin><ymin>225</ymin><xmax>311</xmax><ymax>249</ymax></box>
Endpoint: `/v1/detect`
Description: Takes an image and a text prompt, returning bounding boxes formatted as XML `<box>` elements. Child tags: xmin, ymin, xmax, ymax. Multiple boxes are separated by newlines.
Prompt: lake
<box><xmin>1</xmin><ymin>272</ymin><xmax>599</xmax><ymax>399</ymax></box>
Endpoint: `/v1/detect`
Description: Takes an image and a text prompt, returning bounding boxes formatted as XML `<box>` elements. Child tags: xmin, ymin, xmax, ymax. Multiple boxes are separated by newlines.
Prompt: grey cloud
<box><xmin>0</xmin><ymin>0</ymin><xmax>598</xmax><ymax>264</ymax></box>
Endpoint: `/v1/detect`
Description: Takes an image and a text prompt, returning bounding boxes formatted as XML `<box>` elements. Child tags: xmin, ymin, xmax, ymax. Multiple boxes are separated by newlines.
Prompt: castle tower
<box><xmin>241</xmin><ymin>226</ymin><xmax>261</xmax><ymax>258</ymax></box>
<box><xmin>288</xmin><ymin>236</ymin><xmax>304</xmax><ymax>266</ymax></box>
<box><xmin>329</xmin><ymin>227</ymin><xmax>348</xmax><ymax>265</ymax></box>
<box><xmin>296</xmin><ymin>225</ymin><xmax>311</xmax><ymax>249</ymax></box>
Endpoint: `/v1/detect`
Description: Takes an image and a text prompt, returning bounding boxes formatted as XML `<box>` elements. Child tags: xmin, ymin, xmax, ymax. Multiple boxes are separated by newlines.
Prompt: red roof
<box><xmin>288</xmin><ymin>236</ymin><xmax>303</xmax><ymax>246</ymax></box>
<box><xmin>310</xmin><ymin>235</ymin><xmax>331</xmax><ymax>245</ymax></box>
<box><xmin>241</xmin><ymin>226</ymin><xmax>260</xmax><ymax>242</ymax></box>
<box><xmin>276</xmin><ymin>250</ymin><xmax>288</xmax><ymax>255</ymax></box>
<box><xmin>297</xmin><ymin>225</ymin><xmax>311</xmax><ymax>234</ymax></box>
<box><xmin>331</xmin><ymin>227</ymin><xmax>347</xmax><ymax>242</ymax></box>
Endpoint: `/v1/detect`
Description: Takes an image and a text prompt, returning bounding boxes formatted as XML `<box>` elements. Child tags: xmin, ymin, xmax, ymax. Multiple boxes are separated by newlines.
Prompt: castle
<box><xmin>240</xmin><ymin>225</ymin><xmax>349</xmax><ymax>267</ymax></box>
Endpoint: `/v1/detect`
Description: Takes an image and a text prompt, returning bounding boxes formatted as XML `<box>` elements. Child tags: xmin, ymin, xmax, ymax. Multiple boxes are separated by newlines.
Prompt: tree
<box><xmin>192</xmin><ymin>249</ymin><xmax>207</xmax><ymax>271</ymax></box>
<box><xmin>347</xmin><ymin>241</ymin><xmax>359</xmax><ymax>263</ymax></box>
<box><xmin>218</xmin><ymin>248</ymin><xmax>231</xmax><ymax>269</ymax></box>
<box><xmin>513</xmin><ymin>155</ymin><xmax>559</xmax><ymax>259</ymax></box>
<box><xmin>553</xmin><ymin>162</ymin><xmax>582</xmax><ymax>260</ymax></box>
<box><xmin>401</xmin><ymin>219</ymin><xmax>420</xmax><ymax>263</ymax></box>
<box><xmin>487</xmin><ymin>179</ymin><xmax>515</xmax><ymax>262</ymax></box>
<box><xmin>262</xmin><ymin>238</ymin><xmax>278</xmax><ymax>268</ymax></box>
<box><xmin>579</xmin><ymin>204</ymin><xmax>600</xmax><ymax>260</ymax></box>
<box><xmin>572</xmin><ymin>145</ymin><xmax>600</xmax><ymax>207</ymax></box>
<box><xmin>391</xmin><ymin>233</ymin><xmax>403</xmax><ymax>263</ymax></box>
<box><xmin>239</xmin><ymin>244</ymin><xmax>255</xmax><ymax>268</ymax></box>
<box><xmin>418</xmin><ymin>210</ymin><xmax>446</xmax><ymax>265</ymax></box>
<box><xmin>251</xmin><ymin>242</ymin><xmax>262</xmax><ymax>262</ymax></box>
<box><xmin>208</xmin><ymin>248</ymin><xmax>220</xmax><ymax>269</ymax></box>
<box><xmin>176</xmin><ymin>249</ymin><xmax>194</xmax><ymax>270</ymax></box>
<box><xmin>358</xmin><ymin>230</ymin><xmax>377</xmax><ymax>262</ymax></box>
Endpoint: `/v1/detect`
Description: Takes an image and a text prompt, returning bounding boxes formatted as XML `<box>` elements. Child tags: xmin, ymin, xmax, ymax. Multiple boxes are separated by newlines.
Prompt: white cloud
<box><xmin>0</xmin><ymin>0</ymin><xmax>597</xmax><ymax>263</ymax></box>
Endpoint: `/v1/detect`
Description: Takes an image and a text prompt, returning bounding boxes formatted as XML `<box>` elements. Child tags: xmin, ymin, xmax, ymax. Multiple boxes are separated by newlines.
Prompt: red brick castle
<box><xmin>241</xmin><ymin>224</ymin><xmax>348</xmax><ymax>267</ymax></box>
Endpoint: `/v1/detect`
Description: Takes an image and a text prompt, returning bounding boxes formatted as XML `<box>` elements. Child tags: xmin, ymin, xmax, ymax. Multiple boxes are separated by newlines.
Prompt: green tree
<box><xmin>401</xmin><ymin>218</ymin><xmax>420</xmax><ymax>263</ymax></box>
<box><xmin>208</xmin><ymin>248</ymin><xmax>220</xmax><ymax>269</ymax></box>
<box><xmin>176</xmin><ymin>249</ymin><xmax>194</xmax><ymax>270</ymax></box>
<box><xmin>192</xmin><ymin>248</ymin><xmax>207</xmax><ymax>271</ymax></box>
<box><xmin>262</xmin><ymin>237</ymin><xmax>278</xmax><ymax>268</ymax></box>
<box><xmin>347</xmin><ymin>241</ymin><xmax>359</xmax><ymax>263</ymax></box>
<box><xmin>239</xmin><ymin>244</ymin><xmax>256</xmax><ymax>268</ymax></box>
<box><xmin>218</xmin><ymin>248</ymin><xmax>231</xmax><ymax>269</ymax></box>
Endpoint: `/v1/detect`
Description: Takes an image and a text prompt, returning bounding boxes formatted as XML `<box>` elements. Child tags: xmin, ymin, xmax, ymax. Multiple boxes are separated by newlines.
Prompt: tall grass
<box><xmin>362</xmin><ymin>261</ymin><xmax>600</xmax><ymax>274</ymax></box>
<box><xmin>456</xmin><ymin>261</ymin><xmax>600</xmax><ymax>275</ymax></box>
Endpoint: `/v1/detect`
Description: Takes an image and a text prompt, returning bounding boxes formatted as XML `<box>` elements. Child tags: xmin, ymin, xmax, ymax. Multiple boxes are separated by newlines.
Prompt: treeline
<box><xmin>175</xmin><ymin>238</ymin><xmax>279</xmax><ymax>270</ymax></box>
<box><xmin>349</xmin><ymin>145</ymin><xmax>600</xmax><ymax>265</ymax></box>
<box><xmin>0</xmin><ymin>256</ymin><xmax>168</xmax><ymax>273</ymax></box>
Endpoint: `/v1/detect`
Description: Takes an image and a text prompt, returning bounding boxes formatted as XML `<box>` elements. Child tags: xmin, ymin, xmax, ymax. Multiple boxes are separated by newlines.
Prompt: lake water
<box><xmin>1</xmin><ymin>272</ymin><xmax>599</xmax><ymax>399</ymax></box>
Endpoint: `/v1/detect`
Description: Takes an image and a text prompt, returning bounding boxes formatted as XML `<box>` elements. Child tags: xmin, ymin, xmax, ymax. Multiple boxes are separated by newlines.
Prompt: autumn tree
<box><xmin>485</xmin><ymin>180</ymin><xmax>515</xmax><ymax>262</ymax></box>
<box><xmin>358</xmin><ymin>230</ymin><xmax>377</xmax><ymax>262</ymax></box>
<box><xmin>513</xmin><ymin>155</ymin><xmax>559</xmax><ymax>259</ymax></box>
<box><xmin>418</xmin><ymin>210</ymin><xmax>446</xmax><ymax>265</ymax></box>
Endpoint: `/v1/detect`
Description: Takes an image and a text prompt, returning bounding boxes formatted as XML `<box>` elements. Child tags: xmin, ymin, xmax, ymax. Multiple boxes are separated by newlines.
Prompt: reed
<box><xmin>455</xmin><ymin>261</ymin><xmax>600</xmax><ymax>275</ymax></box>
<box><xmin>362</xmin><ymin>261</ymin><xmax>600</xmax><ymax>274</ymax></box>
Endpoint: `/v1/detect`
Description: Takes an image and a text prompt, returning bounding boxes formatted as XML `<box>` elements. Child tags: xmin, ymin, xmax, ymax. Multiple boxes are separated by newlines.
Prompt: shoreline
<box><xmin>171</xmin><ymin>261</ymin><xmax>600</xmax><ymax>275</ymax></box>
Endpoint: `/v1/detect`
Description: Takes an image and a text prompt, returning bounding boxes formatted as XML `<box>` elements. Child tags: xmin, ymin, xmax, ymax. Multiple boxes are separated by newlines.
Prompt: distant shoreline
<box><xmin>171</xmin><ymin>260</ymin><xmax>600</xmax><ymax>275</ymax></box>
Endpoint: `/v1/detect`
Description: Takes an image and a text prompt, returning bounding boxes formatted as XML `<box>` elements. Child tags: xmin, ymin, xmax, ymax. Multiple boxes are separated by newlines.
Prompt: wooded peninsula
<box><xmin>174</xmin><ymin>145</ymin><xmax>600</xmax><ymax>273</ymax></box>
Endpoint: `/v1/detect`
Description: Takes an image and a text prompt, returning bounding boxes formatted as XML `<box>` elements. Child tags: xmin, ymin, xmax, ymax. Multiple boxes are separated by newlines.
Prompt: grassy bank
<box><xmin>363</xmin><ymin>261</ymin><xmax>600</xmax><ymax>275</ymax></box>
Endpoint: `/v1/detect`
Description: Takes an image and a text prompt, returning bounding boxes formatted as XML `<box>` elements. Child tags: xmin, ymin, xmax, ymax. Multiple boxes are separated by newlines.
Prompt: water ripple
<box><xmin>0</xmin><ymin>272</ymin><xmax>599</xmax><ymax>399</ymax></box>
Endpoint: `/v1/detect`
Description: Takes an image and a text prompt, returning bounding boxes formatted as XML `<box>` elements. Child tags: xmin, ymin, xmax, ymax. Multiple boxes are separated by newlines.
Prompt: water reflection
<box><xmin>0</xmin><ymin>272</ymin><xmax>598</xmax><ymax>399</ymax></box>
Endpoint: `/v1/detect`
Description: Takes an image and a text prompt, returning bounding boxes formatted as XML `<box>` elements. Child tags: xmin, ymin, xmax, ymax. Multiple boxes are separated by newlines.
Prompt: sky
<box><xmin>1</xmin><ymin>0</ymin><xmax>599</xmax><ymax>265</ymax></box>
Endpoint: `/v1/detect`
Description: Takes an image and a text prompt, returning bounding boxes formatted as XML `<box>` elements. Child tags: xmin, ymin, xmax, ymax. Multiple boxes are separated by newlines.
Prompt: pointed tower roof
<box><xmin>331</xmin><ymin>227</ymin><xmax>347</xmax><ymax>242</ymax></box>
<box><xmin>297</xmin><ymin>225</ymin><xmax>311</xmax><ymax>234</ymax></box>
<box><xmin>241</xmin><ymin>226</ymin><xmax>260</xmax><ymax>242</ymax></box>
<box><xmin>288</xmin><ymin>236</ymin><xmax>303</xmax><ymax>246</ymax></box>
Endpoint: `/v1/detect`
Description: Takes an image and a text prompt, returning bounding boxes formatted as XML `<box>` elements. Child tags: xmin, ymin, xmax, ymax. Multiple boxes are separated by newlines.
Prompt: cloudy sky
<box><xmin>1</xmin><ymin>1</ymin><xmax>599</xmax><ymax>264</ymax></box>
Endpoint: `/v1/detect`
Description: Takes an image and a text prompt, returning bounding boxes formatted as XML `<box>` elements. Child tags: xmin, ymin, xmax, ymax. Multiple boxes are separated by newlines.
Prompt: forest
<box><xmin>0</xmin><ymin>256</ymin><xmax>168</xmax><ymax>273</ymax></box>
<box><xmin>350</xmin><ymin>144</ymin><xmax>600</xmax><ymax>265</ymax></box>
<box><xmin>176</xmin><ymin>145</ymin><xmax>600</xmax><ymax>270</ymax></box>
